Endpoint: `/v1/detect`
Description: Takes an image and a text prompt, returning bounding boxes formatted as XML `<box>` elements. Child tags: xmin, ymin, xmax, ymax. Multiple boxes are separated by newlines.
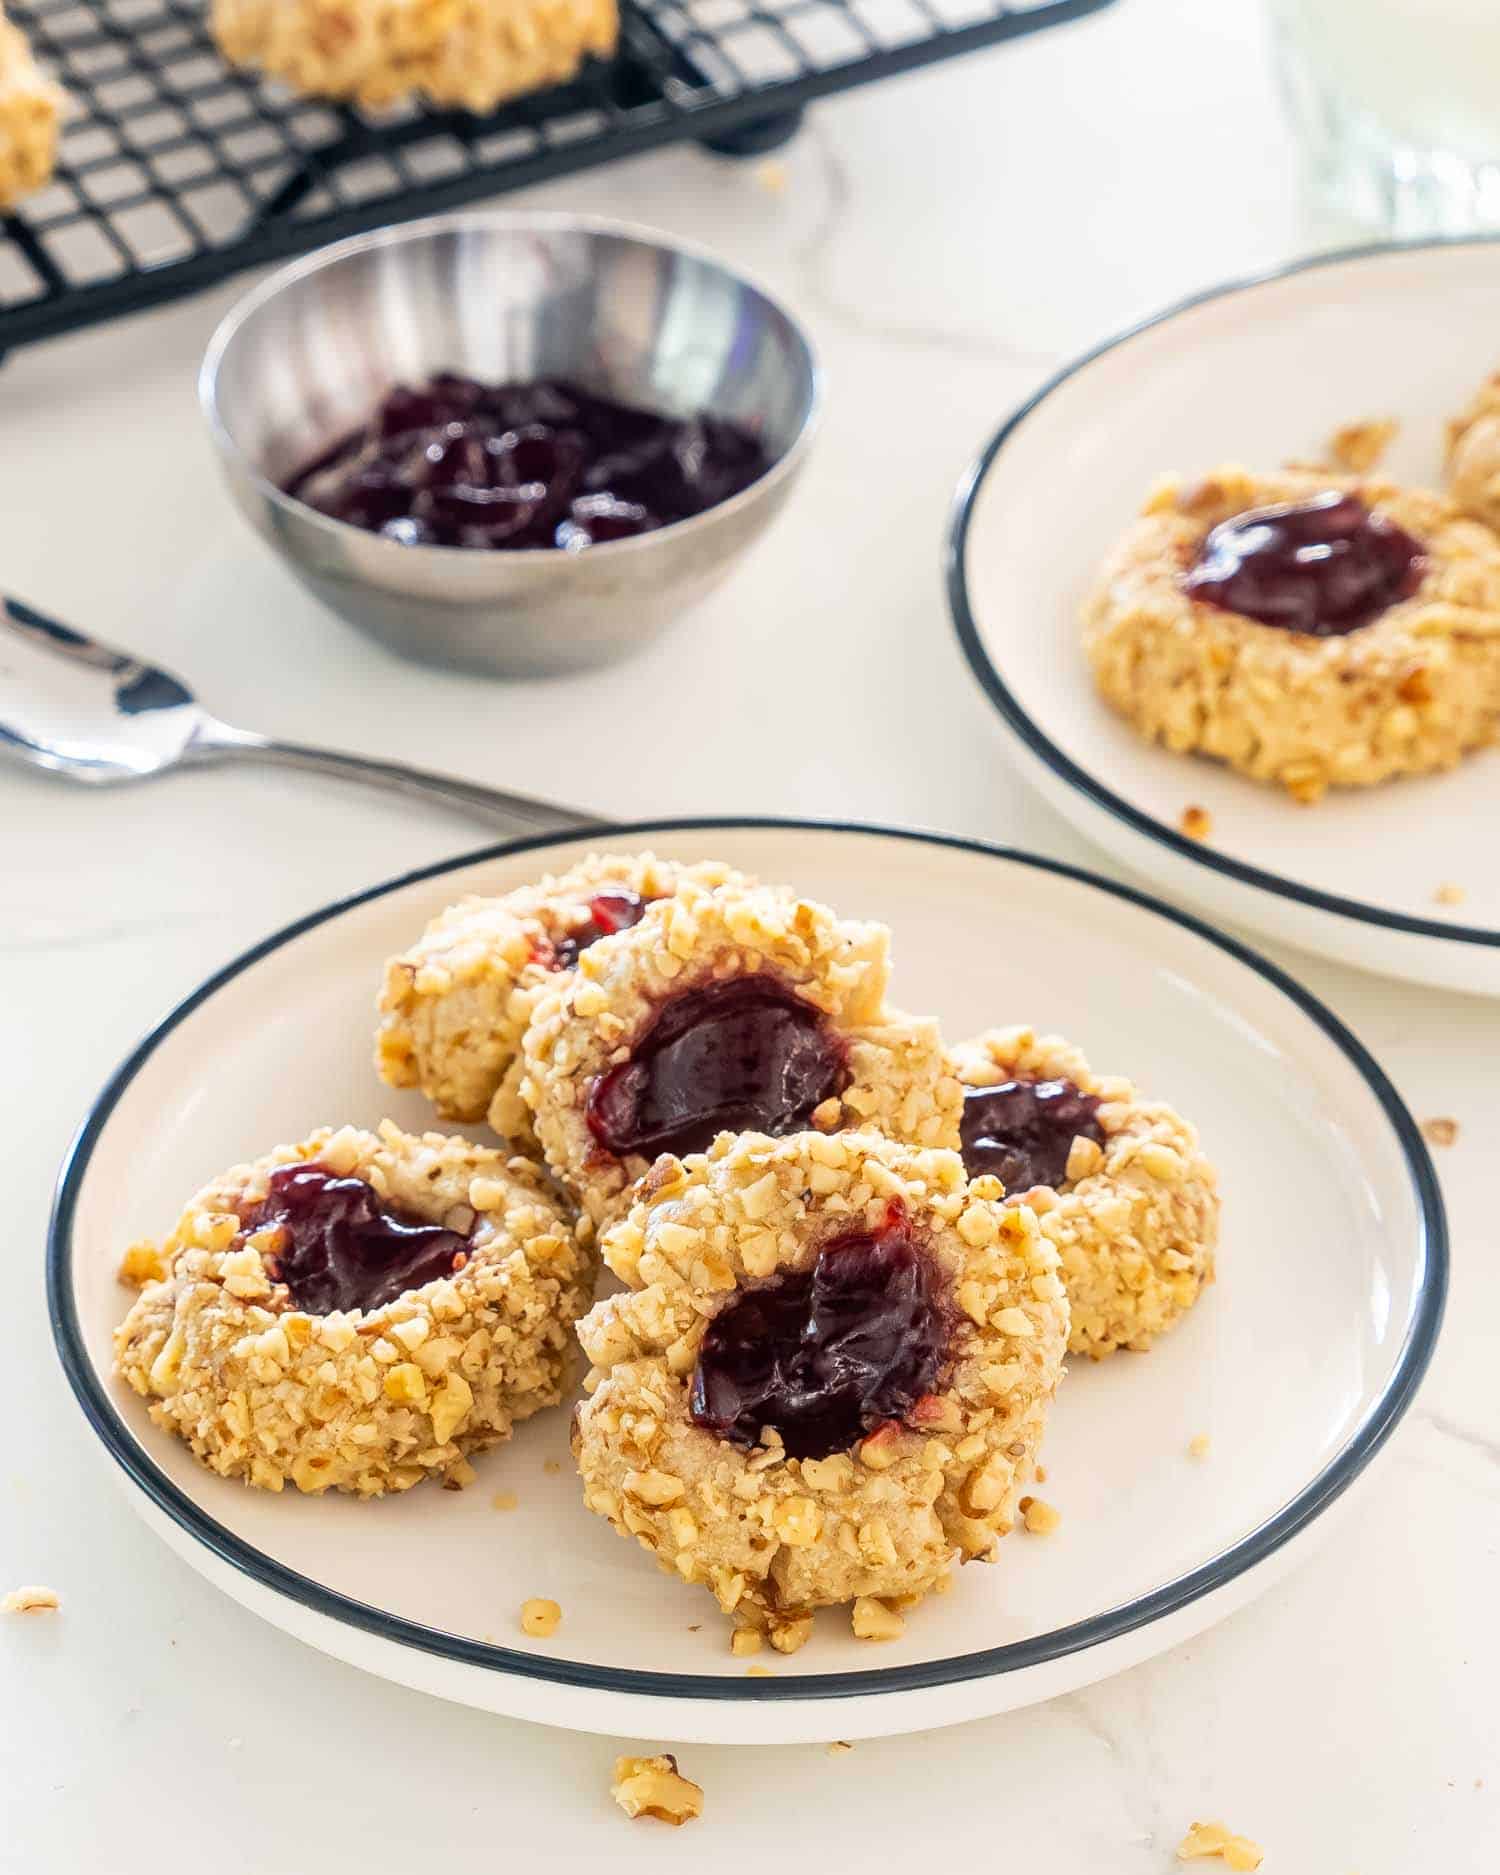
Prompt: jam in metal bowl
<box><xmin>283</xmin><ymin>374</ymin><xmax>772</xmax><ymax>553</ymax></box>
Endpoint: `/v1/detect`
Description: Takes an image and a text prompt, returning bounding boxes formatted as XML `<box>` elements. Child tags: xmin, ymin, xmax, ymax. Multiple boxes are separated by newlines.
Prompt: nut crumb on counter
<box><xmin>1422</xmin><ymin>1117</ymin><xmax>1460</xmax><ymax>1147</ymax></box>
<box><xmin>1179</xmin><ymin>804</ymin><xmax>1214</xmax><ymax>842</ymax></box>
<box><xmin>1176</xmin><ymin>1820</ymin><xmax>1264</xmax><ymax>1869</ymax></box>
<box><xmin>1434</xmin><ymin>882</ymin><xmax>1466</xmax><ymax>906</ymax></box>
<box><xmin>611</xmin><ymin>1754</ymin><xmax>703</xmax><ymax>1825</ymax></box>
<box><xmin>519</xmin><ymin>1598</ymin><xmax>561</xmax><ymax>1638</ymax></box>
<box><xmin>2</xmin><ymin>1585</ymin><xmax>59</xmax><ymax>1614</ymax></box>
<box><xmin>1020</xmin><ymin>1495</ymin><xmax>1062</xmax><ymax>1535</ymax></box>
<box><xmin>1188</xmin><ymin>1433</ymin><xmax>1211</xmax><ymax>1460</ymax></box>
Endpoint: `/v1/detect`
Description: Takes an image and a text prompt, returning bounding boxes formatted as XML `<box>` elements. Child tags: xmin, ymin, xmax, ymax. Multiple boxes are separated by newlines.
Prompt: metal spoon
<box><xmin>0</xmin><ymin>596</ymin><xmax>590</xmax><ymax>835</ymax></box>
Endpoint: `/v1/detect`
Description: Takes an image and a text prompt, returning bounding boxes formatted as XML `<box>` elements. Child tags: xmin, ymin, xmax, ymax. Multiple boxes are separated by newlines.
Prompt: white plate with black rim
<box><xmin>48</xmin><ymin>819</ymin><xmax>1444</xmax><ymax>1744</ymax></box>
<box><xmin>950</xmin><ymin>238</ymin><xmax>1500</xmax><ymax>995</ymax></box>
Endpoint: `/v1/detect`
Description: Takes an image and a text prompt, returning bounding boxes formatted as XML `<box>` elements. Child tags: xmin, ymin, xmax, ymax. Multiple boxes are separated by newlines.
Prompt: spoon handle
<box><xmin>199</xmin><ymin>724</ymin><xmax>595</xmax><ymax>836</ymax></box>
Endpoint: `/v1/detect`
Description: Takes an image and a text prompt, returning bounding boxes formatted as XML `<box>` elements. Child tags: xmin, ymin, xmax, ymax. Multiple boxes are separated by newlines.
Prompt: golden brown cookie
<box><xmin>212</xmin><ymin>0</ymin><xmax>616</xmax><ymax>112</ymax></box>
<box><xmin>115</xmin><ymin>1122</ymin><xmax>594</xmax><ymax>1496</ymax></box>
<box><xmin>1084</xmin><ymin>465</ymin><xmax>1500</xmax><ymax>800</ymax></box>
<box><xmin>572</xmin><ymin>1129</ymin><xmax>1067</xmax><ymax>1648</ymax></box>
<box><xmin>954</xmin><ymin>1027</ymin><xmax>1217</xmax><ymax>1359</ymax></box>
<box><xmin>0</xmin><ymin>8</ymin><xmax>63</xmax><ymax>211</ymax></box>
<box><xmin>520</xmin><ymin>879</ymin><xmax>963</xmax><ymax>1226</ymax></box>
<box><xmin>377</xmin><ymin>853</ymin><xmax>746</xmax><ymax>1139</ymax></box>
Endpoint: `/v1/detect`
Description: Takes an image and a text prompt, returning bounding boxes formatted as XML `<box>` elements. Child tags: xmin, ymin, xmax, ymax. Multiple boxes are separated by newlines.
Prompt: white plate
<box><xmin>951</xmin><ymin>238</ymin><xmax>1500</xmax><ymax>994</ymax></box>
<box><xmin>49</xmin><ymin>820</ymin><xmax>1444</xmax><ymax>1744</ymax></box>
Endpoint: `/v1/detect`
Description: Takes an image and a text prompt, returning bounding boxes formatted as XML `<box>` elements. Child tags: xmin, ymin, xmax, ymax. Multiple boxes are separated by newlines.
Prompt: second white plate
<box><xmin>49</xmin><ymin>821</ymin><xmax>1444</xmax><ymax>1742</ymax></box>
<box><xmin>951</xmin><ymin>238</ymin><xmax>1500</xmax><ymax>993</ymax></box>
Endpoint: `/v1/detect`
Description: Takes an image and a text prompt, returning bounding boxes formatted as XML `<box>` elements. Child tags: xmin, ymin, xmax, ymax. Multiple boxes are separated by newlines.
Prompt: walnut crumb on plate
<box><xmin>1020</xmin><ymin>1495</ymin><xmax>1061</xmax><ymax>1534</ymax></box>
<box><xmin>1188</xmin><ymin>1433</ymin><xmax>1212</xmax><ymax>1460</ymax></box>
<box><xmin>1177</xmin><ymin>1820</ymin><xmax>1264</xmax><ymax>1869</ymax></box>
<box><xmin>611</xmin><ymin>1754</ymin><xmax>703</xmax><ymax>1825</ymax></box>
<box><xmin>491</xmin><ymin>1491</ymin><xmax>518</xmax><ymax>1511</ymax></box>
<box><xmin>1434</xmin><ymin>882</ymin><xmax>1466</xmax><ymax>906</ymax></box>
<box><xmin>1328</xmin><ymin>417</ymin><xmax>1398</xmax><ymax>473</ymax></box>
<box><xmin>1179</xmin><ymin>804</ymin><xmax>1213</xmax><ymax>841</ymax></box>
<box><xmin>519</xmin><ymin>1598</ymin><xmax>561</xmax><ymax>1637</ymax></box>
<box><xmin>2</xmin><ymin>1585</ymin><xmax>59</xmax><ymax>1613</ymax></box>
<box><xmin>826</xmin><ymin>1740</ymin><xmax>854</xmax><ymax>1756</ymax></box>
<box><xmin>1421</xmin><ymin>1117</ymin><xmax>1460</xmax><ymax>1147</ymax></box>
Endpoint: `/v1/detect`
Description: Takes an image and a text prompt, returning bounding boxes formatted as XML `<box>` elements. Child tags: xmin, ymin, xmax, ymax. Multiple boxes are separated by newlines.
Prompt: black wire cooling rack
<box><xmin>0</xmin><ymin>0</ymin><xmax>1112</xmax><ymax>353</ymax></box>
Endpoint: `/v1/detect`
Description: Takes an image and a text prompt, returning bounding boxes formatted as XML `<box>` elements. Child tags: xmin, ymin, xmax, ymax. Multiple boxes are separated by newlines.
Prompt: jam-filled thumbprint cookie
<box><xmin>376</xmin><ymin>853</ymin><xmax>747</xmax><ymax>1138</ymax></box>
<box><xmin>520</xmin><ymin>879</ymin><xmax>964</xmax><ymax>1226</ymax></box>
<box><xmin>571</xmin><ymin>1130</ymin><xmax>1067</xmax><ymax>1650</ymax></box>
<box><xmin>954</xmin><ymin>1027</ymin><xmax>1218</xmax><ymax>1360</ymax></box>
<box><xmin>114</xmin><ymin>1123</ymin><xmax>594</xmax><ymax>1496</ymax></box>
<box><xmin>1084</xmin><ymin>465</ymin><xmax>1500</xmax><ymax>801</ymax></box>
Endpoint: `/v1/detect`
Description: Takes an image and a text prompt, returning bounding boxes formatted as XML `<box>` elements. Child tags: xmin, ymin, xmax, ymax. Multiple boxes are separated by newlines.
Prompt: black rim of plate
<box><xmin>948</xmin><ymin>232</ymin><xmax>1500</xmax><ymax>951</ymax></box>
<box><xmin>48</xmin><ymin>816</ymin><xmax>1448</xmax><ymax>1704</ymax></box>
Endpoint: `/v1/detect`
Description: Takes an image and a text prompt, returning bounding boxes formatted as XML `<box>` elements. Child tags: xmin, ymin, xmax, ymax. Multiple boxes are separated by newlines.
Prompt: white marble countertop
<box><xmin>2</xmin><ymin>0</ymin><xmax>1495</xmax><ymax>1866</ymax></box>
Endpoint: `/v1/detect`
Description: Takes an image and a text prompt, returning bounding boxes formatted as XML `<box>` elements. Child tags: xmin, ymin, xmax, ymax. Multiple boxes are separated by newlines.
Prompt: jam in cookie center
<box><xmin>690</xmin><ymin>1207</ymin><xmax>953</xmax><ymax>1459</ymax></box>
<box><xmin>545</xmin><ymin>887</ymin><xmax>653</xmax><ymax>971</ymax></box>
<box><xmin>960</xmin><ymin>1077</ymin><xmax>1105</xmax><ymax>1192</ymax></box>
<box><xmin>1182</xmin><ymin>491</ymin><xmax>1426</xmax><ymax>636</ymax></box>
<box><xmin>242</xmin><ymin>1163</ymin><xmax>472</xmax><ymax>1315</ymax></box>
<box><xmin>585</xmin><ymin>976</ymin><xmax>848</xmax><ymax>1160</ymax></box>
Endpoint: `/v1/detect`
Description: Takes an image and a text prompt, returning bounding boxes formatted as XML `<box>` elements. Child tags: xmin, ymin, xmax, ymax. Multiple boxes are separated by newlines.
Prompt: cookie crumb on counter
<box><xmin>1179</xmin><ymin>805</ymin><xmax>1214</xmax><ymax>842</ymax></box>
<box><xmin>611</xmin><ymin>1755</ymin><xmax>703</xmax><ymax>1825</ymax></box>
<box><xmin>117</xmin><ymin>1242</ymin><xmax>165</xmax><ymax>1288</ymax></box>
<box><xmin>827</xmin><ymin>1740</ymin><xmax>854</xmax><ymax>1757</ymax></box>
<box><xmin>1176</xmin><ymin>1820</ymin><xmax>1264</xmax><ymax>1869</ymax></box>
<box><xmin>1188</xmin><ymin>1433</ymin><xmax>1212</xmax><ymax>1460</ymax></box>
<box><xmin>2</xmin><ymin>1585</ymin><xmax>59</xmax><ymax>1614</ymax></box>
<box><xmin>491</xmin><ymin>1491</ymin><xmax>518</xmax><ymax>1511</ymax></box>
<box><xmin>1422</xmin><ymin>1117</ymin><xmax>1460</xmax><ymax>1148</ymax></box>
<box><xmin>1328</xmin><ymin>417</ymin><xmax>1398</xmax><ymax>474</ymax></box>
<box><xmin>1019</xmin><ymin>1495</ymin><xmax>1062</xmax><ymax>1534</ymax></box>
<box><xmin>519</xmin><ymin>1598</ymin><xmax>561</xmax><ymax>1638</ymax></box>
<box><xmin>1434</xmin><ymin>882</ymin><xmax>1466</xmax><ymax>906</ymax></box>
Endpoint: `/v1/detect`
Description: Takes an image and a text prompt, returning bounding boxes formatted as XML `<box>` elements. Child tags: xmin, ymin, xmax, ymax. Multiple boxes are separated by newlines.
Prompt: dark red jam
<box><xmin>546</xmin><ymin>887</ymin><xmax>653</xmax><ymax>972</ymax></box>
<box><xmin>690</xmin><ymin>1209</ymin><xmax>953</xmax><ymax>1459</ymax></box>
<box><xmin>960</xmin><ymin>1078</ymin><xmax>1105</xmax><ymax>1193</ymax></box>
<box><xmin>585</xmin><ymin>976</ymin><xmax>848</xmax><ymax>1161</ymax></box>
<box><xmin>1181</xmin><ymin>492</ymin><xmax>1426</xmax><ymax>636</ymax></box>
<box><xmin>242</xmin><ymin>1162</ymin><xmax>471</xmax><ymax>1315</ymax></box>
<box><xmin>283</xmin><ymin>374</ymin><xmax>771</xmax><ymax>551</ymax></box>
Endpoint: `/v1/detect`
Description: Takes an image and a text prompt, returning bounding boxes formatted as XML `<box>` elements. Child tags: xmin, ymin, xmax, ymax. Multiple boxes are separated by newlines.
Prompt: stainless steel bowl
<box><xmin>200</xmin><ymin>212</ymin><xmax>819</xmax><ymax>677</ymax></box>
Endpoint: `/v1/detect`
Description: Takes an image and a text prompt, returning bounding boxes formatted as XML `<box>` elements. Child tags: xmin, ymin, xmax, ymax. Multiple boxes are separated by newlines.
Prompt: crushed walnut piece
<box><xmin>1176</xmin><ymin>1820</ymin><xmax>1264</xmax><ymax>1869</ymax></box>
<box><xmin>1188</xmin><ymin>1433</ymin><xmax>1211</xmax><ymax>1460</ymax></box>
<box><xmin>118</xmin><ymin>1242</ymin><xmax>167</xmax><ymax>1288</ymax></box>
<box><xmin>1422</xmin><ymin>1117</ymin><xmax>1460</xmax><ymax>1148</ymax></box>
<box><xmin>1328</xmin><ymin>417</ymin><xmax>1398</xmax><ymax>474</ymax></box>
<box><xmin>1019</xmin><ymin>1495</ymin><xmax>1061</xmax><ymax>1534</ymax></box>
<box><xmin>491</xmin><ymin>1491</ymin><xmax>518</xmax><ymax>1511</ymax></box>
<box><xmin>1179</xmin><ymin>804</ymin><xmax>1213</xmax><ymax>842</ymax></box>
<box><xmin>610</xmin><ymin>1754</ymin><xmax>703</xmax><ymax>1826</ymax></box>
<box><xmin>2</xmin><ymin>1585</ymin><xmax>60</xmax><ymax>1614</ymax></box>
<box><xmin>520</xmin><ymin>1598</ymin><xmax>561</xmax><ymax>1638</ymax></box>
<box><xmin>1434</xmin><ymin>883</ymin><xmax>1466</xmax><ymax>906</ymax></box>
<box><xmin>826</xmin><ymin>1740</ymin><xmax>854</xmax><ymax>1756</ymax></box>
<box><xmin>851</xmin><ymin>1596</ymin><xmax>905</xmax><ymax>1642</ymax></box>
